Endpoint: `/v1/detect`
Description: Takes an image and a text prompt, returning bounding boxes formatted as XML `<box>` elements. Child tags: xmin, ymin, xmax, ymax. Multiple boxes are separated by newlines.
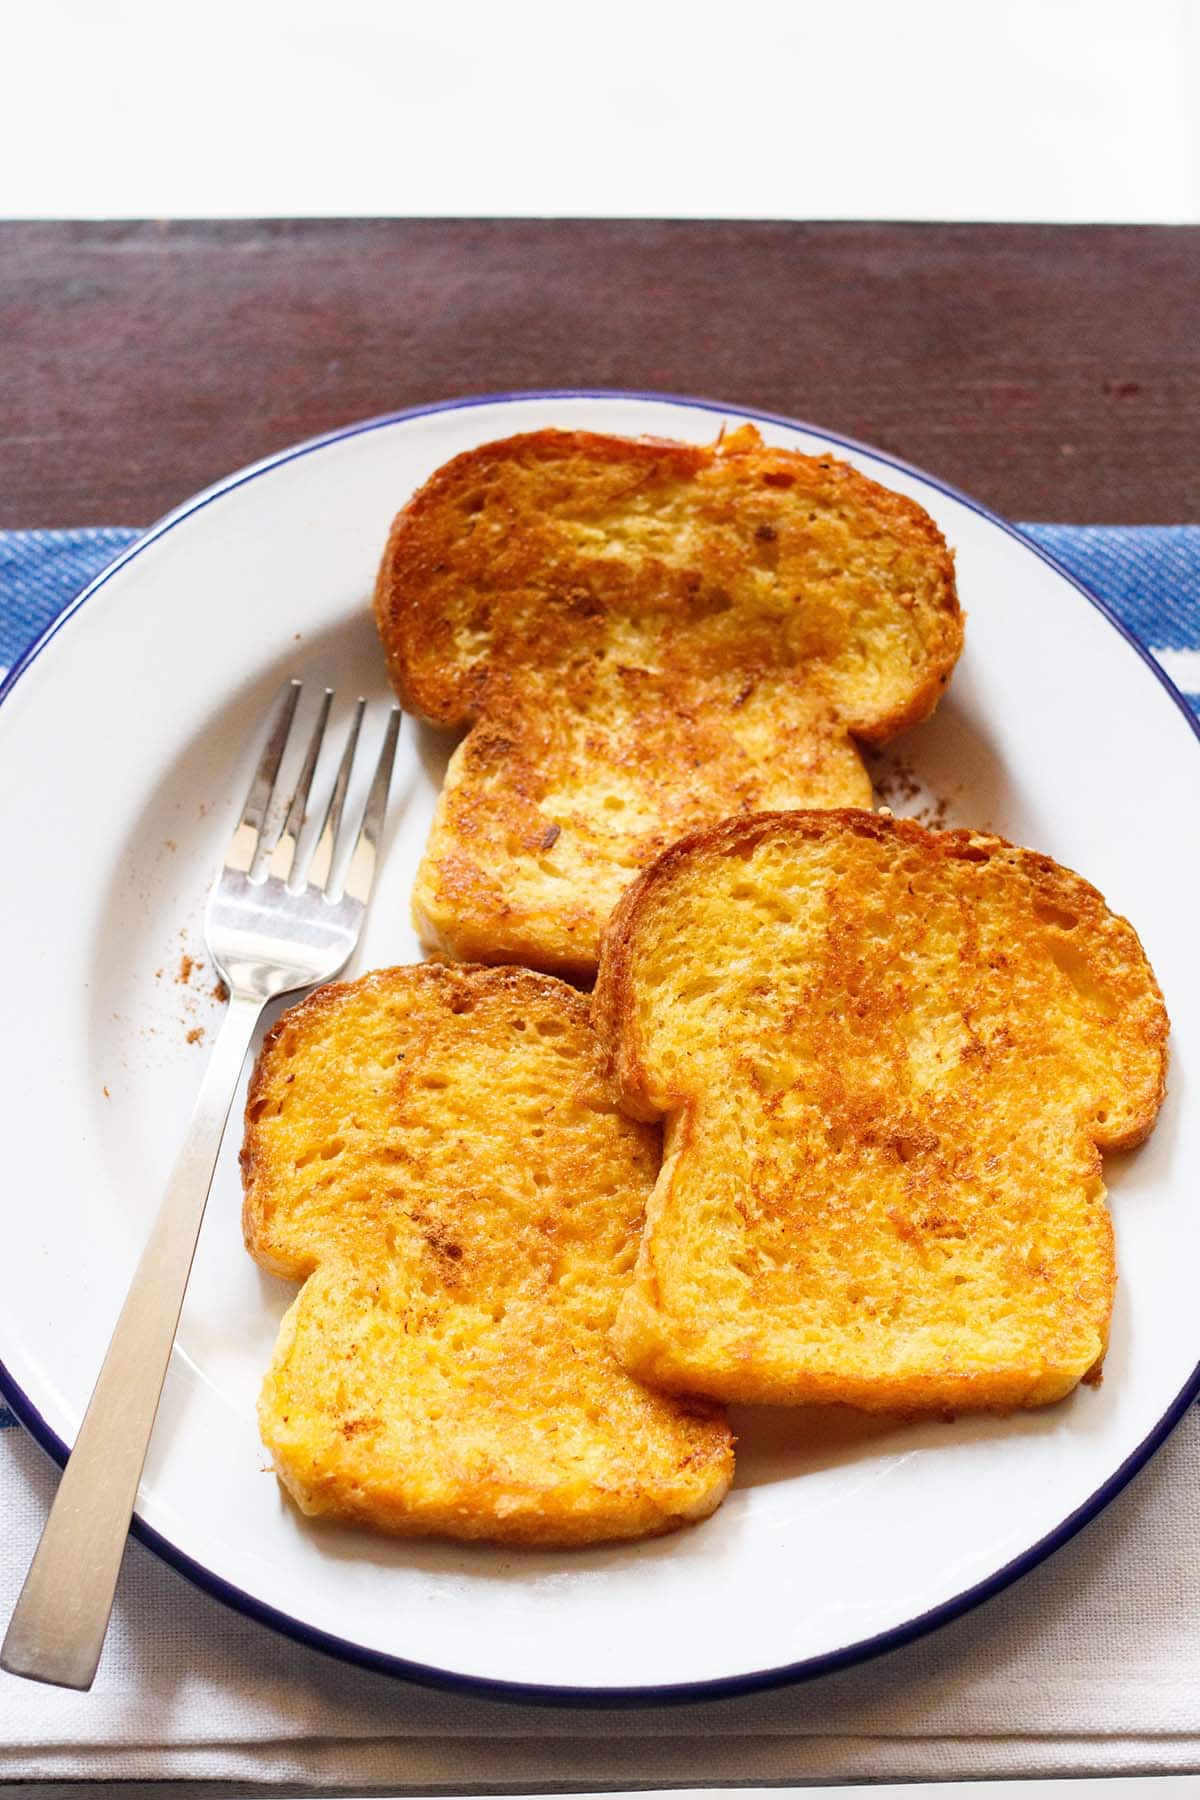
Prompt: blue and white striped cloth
<box><xmin>2</xmin><ymin>523</ymin><xmax>1199</xmax><ymax>708</ymax></box>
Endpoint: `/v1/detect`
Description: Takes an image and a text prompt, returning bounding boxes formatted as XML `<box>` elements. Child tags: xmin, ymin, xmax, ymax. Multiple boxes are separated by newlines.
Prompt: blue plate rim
<box><xmin>1</xmin><ymin>385</ymin><xmax>1197</xmax><ymax>1708</ymax></box>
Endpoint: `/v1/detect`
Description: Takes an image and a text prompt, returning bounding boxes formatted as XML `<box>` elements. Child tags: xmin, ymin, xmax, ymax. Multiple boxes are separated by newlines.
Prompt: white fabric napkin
<box><xmin>3</xmin><ymin>1398</ymin><xmax>1199</xmax><ymax>1786</ymax></box>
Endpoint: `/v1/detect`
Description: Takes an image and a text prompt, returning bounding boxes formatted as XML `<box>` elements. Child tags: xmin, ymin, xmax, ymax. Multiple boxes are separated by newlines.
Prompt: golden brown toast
<box><xmin>241</xmin><ymin>963</ymin><xmax>733</xmax><ymax>1546</ymax></box>
<box><xmin>593</xmin><ymin>810</ymin><xmax>1168</xmax><ymax>1412</ymax></box>
<box><xmin>374</xmin><ymin>425</ymin><xmax>962</xmax><ymax>978</ymax></box>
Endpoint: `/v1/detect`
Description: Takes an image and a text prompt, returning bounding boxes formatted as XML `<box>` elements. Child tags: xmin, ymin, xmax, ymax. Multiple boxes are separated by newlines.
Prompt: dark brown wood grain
<box><xmin>1</xmin><ymin>220</ymin><xmax>1197</xmax><ymax>526</ymax></box>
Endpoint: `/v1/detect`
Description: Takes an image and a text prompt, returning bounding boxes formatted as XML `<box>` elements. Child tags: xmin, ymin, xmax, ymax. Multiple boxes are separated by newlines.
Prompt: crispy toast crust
<box><xmin>241</xmin><ymin>963</ymin><xmax>733</xmax><ymax>1547</ymax></box>
<box><xmin>375</xmin><ymin>427</ymin><xmax>963</xmax><ymax>977</ymax></box>
<box><xmin>593</xmin><ymin>809</ymin><xmax>1169</xmax><ymax>1412</ymax></box>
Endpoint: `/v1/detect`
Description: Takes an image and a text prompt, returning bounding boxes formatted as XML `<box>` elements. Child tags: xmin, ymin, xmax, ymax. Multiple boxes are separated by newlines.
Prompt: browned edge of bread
<box><xmin>373</xmin><ymin>427</ymin><xmax>964</xmax><ymax>744</ymax></box>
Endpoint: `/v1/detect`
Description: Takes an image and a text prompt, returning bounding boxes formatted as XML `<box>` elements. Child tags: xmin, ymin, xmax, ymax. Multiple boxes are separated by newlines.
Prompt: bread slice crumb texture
<box><xmin>593</xmin><ymin>809</ymin><xmax>1169</xmax><ymax>1412</ymax></box>
<box><xmin>375</xmin><ymin>425</ymin><xmax>963</xmax><ymax>977</ymax></box>
<box><xmin>241</xmin><ymin>963</ymin><xmax>732</xmax><ymax>1546</ymax></box>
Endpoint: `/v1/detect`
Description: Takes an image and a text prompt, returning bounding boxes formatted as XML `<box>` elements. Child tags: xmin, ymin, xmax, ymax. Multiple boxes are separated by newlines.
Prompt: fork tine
<box><xmin>341</xmin><ymin>707</ymin><xmax>402</xmax><ymax>907</ymax></box>
<box><xmin>224</xmin><ymin>680</ymin><xmax>302</xmax><ymax>875</ymax></box>
<box><xmin>266</xmin><ymin>687</ymin><xmax>332</xmax><ymax>888</ymax></box>
<box><xmin>307</xmin><ymin>698</ymin><xmax>365</xmax><ymax>894</ymax></box>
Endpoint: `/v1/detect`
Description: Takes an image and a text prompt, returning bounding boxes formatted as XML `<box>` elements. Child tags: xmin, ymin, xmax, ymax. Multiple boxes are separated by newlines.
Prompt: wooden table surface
<box><xmin>2</xmin><ymin>220</ymin><xmax>1197</xmax><ymax>527</ymax></box>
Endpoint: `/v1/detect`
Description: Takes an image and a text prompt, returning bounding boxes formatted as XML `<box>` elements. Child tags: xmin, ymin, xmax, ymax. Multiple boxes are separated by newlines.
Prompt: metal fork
<box><xmin>1</xmin><ymin>680</ymin><xmax>401</xmax><ymax>1692</ymax></box>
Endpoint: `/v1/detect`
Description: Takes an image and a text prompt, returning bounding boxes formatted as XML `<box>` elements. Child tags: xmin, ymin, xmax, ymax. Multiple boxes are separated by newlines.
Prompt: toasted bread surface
<box><xmin>375</xmin><ymin>426</ymin><xmax>962</xmax><ymax>977</ymax></box>
<box><xmin>241</xmin><ymin>963</ymin><xmax>732</xmax><ymax>1546</ymax></box>
<box><xmin>593</xmin><ymin>810</ymin><xmax>1168</xmax><ymax>1411</ymax></box>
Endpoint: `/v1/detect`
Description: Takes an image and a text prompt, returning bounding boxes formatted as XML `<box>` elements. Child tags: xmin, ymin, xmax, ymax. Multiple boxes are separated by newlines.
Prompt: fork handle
<box><xmin>1</xmin><ymin>991</ymin><xmax>263</xmax><ymax>1690</ymax></box>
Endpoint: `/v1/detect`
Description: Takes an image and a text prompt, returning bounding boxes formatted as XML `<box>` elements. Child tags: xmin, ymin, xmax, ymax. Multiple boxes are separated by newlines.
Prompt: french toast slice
<box><xmin>241</xmin><ymin>963</ymin><xmax>733</xmax><ymax>1546</ymax></box>
<box><xmin>374</xmin><ymin>425</ymin><xmax>963</xmax><ymax>978</ymax></box>
<box><xmin>593</xmin><ymin>810</ymin><xmax>1168</xmax><ymax>1412</ymax></box>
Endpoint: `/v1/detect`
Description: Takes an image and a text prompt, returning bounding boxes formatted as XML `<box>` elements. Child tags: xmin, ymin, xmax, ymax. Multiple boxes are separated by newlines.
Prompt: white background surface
<box><xmin>1</xmin><ymin>0</ymin><xmax>1198</xmax><ymax>221</ymax></box>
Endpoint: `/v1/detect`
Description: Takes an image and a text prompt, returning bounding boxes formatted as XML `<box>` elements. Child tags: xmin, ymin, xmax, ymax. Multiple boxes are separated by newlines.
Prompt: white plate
<box><xmin>1</xmin><ymin>391</ymin><xmax>1198</xmax><ymax>1704</ymax></box>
